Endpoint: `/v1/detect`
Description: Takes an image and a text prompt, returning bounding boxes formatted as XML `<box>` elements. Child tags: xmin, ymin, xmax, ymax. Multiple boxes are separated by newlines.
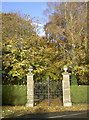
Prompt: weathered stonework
<box><xmin>62</xmin><ymin>72</ymin><xmax>72</xmax><ymax>106</ymax></box>
<box><xmin>26</xmin><ymin>72</ymin><xmax>34</xmax><ymax>107</ymax></box>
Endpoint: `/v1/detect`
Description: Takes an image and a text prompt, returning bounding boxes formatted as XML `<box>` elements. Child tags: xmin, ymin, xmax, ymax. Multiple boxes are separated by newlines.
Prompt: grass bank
<box><xmin>2</xmin><ymin>104</ymin><xmax>88</xmax><ymax>118</ymax></box>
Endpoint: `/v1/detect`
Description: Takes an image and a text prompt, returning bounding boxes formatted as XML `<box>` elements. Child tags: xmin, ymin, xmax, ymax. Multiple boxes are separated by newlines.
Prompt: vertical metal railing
<box><xmin>34</xmin><ymin>77</ymin><xmax>63</xmax><ymax>106</ymax></box>
<box><xmin>48</xmin><ymin>76</ymin><xmax>50</xmax><ymax>106</ymax></box>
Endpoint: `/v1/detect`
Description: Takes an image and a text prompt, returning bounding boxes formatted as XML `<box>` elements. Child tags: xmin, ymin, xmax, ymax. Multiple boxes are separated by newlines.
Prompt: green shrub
<box><xmin>2</xmin><ymin>85</ymin><xmax>88</xmax><ymax>105</ymax></box>
<box><xmin>71</xmin><ymin>74</ymin><xmax>78</xmax><ymax>85</ymax></box>
<box><xmin>2</xmin><ymin>85</ymin><xmax>27</xmax><ymax>105</ymax></box>
<box><xmin>70</xmin><ymin>85</ymin><xmax>88</xmax><ymax>104</ymax></box>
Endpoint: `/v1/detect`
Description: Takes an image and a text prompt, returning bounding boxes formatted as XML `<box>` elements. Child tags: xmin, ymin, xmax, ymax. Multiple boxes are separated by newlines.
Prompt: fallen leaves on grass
<box><xmin>2</xmin><ymin>104</ymin><xmax>87</xmax><ymax>118</ymax></box>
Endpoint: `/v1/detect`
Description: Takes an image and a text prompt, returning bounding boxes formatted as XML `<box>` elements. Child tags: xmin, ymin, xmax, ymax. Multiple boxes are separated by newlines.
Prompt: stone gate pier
<box><xmin>62</xmin><ymin>66</ymin><xmax>72</xmax><ymax>106</ymax></box>
<box><xmin>26</xmin><ymin>67</ymin><xmax>34</xmax><ymax>107</ymax></box>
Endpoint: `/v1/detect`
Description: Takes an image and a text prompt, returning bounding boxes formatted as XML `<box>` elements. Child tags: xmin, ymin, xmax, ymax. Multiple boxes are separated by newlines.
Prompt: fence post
<box><xmin>62</xmin><ymin>66</ymin><xmax>72</xmax><ymax>106</ymax></box>
<box><xmin>26</xmin><ymin>67</ymin><xmax>34</xmax><ymax>107</ymax></box>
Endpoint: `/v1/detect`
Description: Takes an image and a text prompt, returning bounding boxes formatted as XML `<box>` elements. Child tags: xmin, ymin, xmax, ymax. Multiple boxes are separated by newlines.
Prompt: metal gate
<box><xmin>34</xmin><ymin>77</ymin><xmax>63</xmax><ymax>106</ymax></box>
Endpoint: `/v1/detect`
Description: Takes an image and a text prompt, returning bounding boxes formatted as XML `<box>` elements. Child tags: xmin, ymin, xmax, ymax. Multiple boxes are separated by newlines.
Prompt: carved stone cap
<box><xmin>27</xmin><ymin>66</ymin><xmax>34</xmax><ymax>76</ymax></box>
<box><xmin>27</xmin><ymin>72</ymin><xmax>33</xmax><ymax>76</ymax></box>
<box><xmin>62</xmin><ymin>72</ymin><xmax>71</xmax><ymax>75</ymax></box>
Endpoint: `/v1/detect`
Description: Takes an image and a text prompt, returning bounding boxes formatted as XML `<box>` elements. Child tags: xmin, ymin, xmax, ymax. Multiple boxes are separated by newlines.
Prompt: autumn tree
<box><xmin>44</xmin><ymin>2</ymin><xmax>89</xmax><ymax>84</ymax></box>
<box><xmin>2</xmin><ymin>11</ymin><xmax>62</xmax><ymax>85</ymax></box>
<box><xmin>2</xmin><ymin>12</ymin><xmax>36</xmax><ymax>85</ymax></box>
<box><xmin>28</xmin><ymin>35</ymin><xmax>63</xmax><ymax>82</ymax></box>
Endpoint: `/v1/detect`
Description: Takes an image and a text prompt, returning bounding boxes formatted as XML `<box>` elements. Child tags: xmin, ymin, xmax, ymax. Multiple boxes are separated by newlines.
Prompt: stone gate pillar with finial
<box><xmin>62</xmin><ymin>65</ymin><xmax>72</xmax><ymax>106</ymax></box>
<box><xmin>26</xmin><ymin>66</ymin><xmax>34</xmax><ymax>107</ymax></box>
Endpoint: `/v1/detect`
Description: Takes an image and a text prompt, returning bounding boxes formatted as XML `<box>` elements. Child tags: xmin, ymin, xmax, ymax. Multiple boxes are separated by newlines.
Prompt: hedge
<box><xmin>2</xmin><ymin>85</ymin><xmax>27</xmax><ymax>105</ymax></box>
<box><xmin>70</xmin><ymin>85</ymin><xmax>88</xmax><ymax>104</ymax></box>
<box><xmin>2</xmin><ymin>85</ymin><xmax>88</xmax><ymax>105</ymax></box>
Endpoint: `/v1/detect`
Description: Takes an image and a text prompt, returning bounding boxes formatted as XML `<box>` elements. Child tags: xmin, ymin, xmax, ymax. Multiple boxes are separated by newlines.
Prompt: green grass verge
<box><xmin>2</xmin><ymin>104</ymin><xmax>87</xmax><ymax>118</ymax></box>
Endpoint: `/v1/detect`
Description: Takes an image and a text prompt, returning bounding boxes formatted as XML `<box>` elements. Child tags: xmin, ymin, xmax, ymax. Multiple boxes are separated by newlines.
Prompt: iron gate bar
<box><xmin>34</xmin><ymin>78</ymin><xmax>63</xmax><ymax>106</ymax></box>
<box><xmin>48</xmin><ymin>76</ymin><xmax>50</xmax><ymax>106</ymax></box>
